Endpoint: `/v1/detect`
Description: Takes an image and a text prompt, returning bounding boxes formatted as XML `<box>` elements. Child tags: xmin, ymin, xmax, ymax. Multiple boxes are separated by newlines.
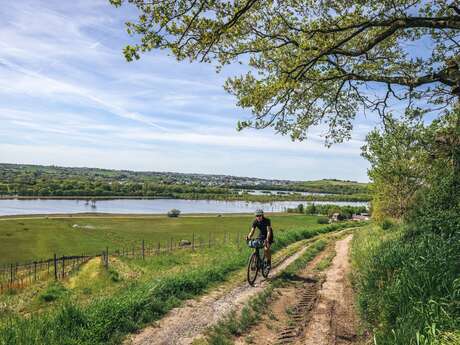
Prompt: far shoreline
<box><xmin>0</xmin><ymin>211</ymin><xmax>299</xmax><ymax>220</ymax></box>
<box><xmin>0</xmin><ymin>194</ymin><xmax>371</xmax><ymax>202</ymax></box>
<box><xmin>0</xmin><ymin>195</ymin><xmax>173</xmax><ymax>200</ymax></box>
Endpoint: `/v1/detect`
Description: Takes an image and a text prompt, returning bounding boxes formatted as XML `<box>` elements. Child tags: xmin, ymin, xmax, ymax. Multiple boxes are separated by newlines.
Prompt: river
<box><xmin>0</xmin><ymin>198</ymin><xmax>368</xmax><ymax>216</ymax></box>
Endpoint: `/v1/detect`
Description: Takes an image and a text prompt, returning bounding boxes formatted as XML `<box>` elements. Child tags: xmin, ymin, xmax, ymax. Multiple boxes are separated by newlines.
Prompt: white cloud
<box><xmin>0</xmin><ymin>57</ymin><xmax>169</xmax><ymax>130</ymax></box>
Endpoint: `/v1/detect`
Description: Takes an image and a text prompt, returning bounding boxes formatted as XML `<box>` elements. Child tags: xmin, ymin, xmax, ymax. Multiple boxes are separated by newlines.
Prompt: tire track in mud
<box><xmin>296</xmin><ymin>234</ymin><xmax>360</xmax><ymax>345</ymax></box>
<box><xmin>276</xmin><ymin>279</ymin><xmax>320</xmax><ymax>344</ymax></box>
<box><xmin>232</xmin><ymin>240</ymin><xmax>333</xmax><ymax>345</ymax></box>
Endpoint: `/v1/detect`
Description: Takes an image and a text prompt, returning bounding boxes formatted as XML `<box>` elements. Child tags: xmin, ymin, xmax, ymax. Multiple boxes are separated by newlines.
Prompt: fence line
<box><xmin>0</xmin><ymin>231</ymin><xmax>247</xmax><ymax>294</ymax></box>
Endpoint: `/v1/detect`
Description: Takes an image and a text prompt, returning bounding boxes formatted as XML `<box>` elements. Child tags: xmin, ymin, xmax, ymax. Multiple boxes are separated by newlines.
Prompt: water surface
<box><xmin>0</xmin><ymin>199</ymin><xmax>368</xmax><ymax>216</ymax></box>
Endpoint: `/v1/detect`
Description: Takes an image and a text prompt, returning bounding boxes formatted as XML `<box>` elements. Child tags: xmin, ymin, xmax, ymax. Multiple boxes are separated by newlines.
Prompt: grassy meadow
<box><xmin>0</xmin><ymin>214</ymin><xmax>319</xmax><ymax>264</ymax></box>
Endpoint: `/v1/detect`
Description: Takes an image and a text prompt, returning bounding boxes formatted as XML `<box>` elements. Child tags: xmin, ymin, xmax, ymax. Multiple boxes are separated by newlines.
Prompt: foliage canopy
<box><xmin>111</xmin><ymin>0</ymin><xmax>460</xmax><ymax>144</ymax></box>
<box><xmin>361</xmin><ymin>107</ymin><xmax>458</xmax><ymax>220</ymax></box>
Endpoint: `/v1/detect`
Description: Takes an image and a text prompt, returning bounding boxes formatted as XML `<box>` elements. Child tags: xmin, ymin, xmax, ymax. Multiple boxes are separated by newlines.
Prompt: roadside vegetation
<box><xmin>352</xmin><ymin>224</ymin><xmax>460</xmax><ymax>345</ymax></box>
<box><xmin>287</xmin><ymin>203</ymin><xmax>368</xmax><ymax>219</ymax></box>
<box><xmin>352</xmin><ymin>109</ymin><xmax>460</xmax><ymax>345</ymax></box>
<box><xmin>0</xmin><ymin>220</ymin><xmax>362</xmax><ymax>345</ymax></box>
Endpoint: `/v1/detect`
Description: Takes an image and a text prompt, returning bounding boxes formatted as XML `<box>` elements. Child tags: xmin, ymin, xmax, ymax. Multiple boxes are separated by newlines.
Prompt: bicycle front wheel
<box><xmin>247</xmin><ymin>253</ymin><xmax>259</xmax><ymax>286</ymax></box>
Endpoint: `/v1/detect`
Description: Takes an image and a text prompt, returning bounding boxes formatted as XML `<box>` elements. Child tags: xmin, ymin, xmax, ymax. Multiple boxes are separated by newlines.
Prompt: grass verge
<box><xmin>351</xmin><ymin>224</ymin><xmax>460</xmax><ymax>345</ymax></box>
<box><xmin>314</xmin><ymin>248</ymin><xmax>336</xmax><ymax>272</ymax></box>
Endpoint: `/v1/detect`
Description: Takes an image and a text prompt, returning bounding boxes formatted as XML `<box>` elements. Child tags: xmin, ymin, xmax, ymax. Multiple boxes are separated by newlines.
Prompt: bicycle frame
<box><xmin>247</xmin><ymin>242</ymin><xmax>270</xmax><ymax>285</ymax></box>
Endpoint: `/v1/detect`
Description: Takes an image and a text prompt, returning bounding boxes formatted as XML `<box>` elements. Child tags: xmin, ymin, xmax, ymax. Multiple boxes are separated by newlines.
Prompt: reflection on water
<box><xmin>0</xmin><ymin>198</ymin><xmax>368</xmax><ymax>216</ymax></box>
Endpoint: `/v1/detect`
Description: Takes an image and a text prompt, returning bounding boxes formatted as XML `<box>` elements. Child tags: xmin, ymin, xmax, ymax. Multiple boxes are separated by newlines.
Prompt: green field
<box><xmin>0</xmin><ymin>214</ymin><xmax>319</xmax><ymax>264</ymax></box>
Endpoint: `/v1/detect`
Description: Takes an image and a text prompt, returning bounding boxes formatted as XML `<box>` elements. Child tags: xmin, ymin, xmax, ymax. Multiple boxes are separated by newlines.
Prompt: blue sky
<box><xmin>0</xmin><ymin>0</ymin><xmax>375</xmax><ymax>182</ymax></box>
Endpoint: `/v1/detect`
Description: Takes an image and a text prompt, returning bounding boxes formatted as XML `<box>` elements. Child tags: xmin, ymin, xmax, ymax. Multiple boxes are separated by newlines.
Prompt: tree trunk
<box><xmin>454</xmin><ymin>100</ymin><xmax>460</xmax><ymax>191</ymax></box>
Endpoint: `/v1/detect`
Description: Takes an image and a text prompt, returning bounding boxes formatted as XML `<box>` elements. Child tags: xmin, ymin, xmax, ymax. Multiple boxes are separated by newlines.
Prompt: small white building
<box><xmin>352</xmin><ymin>213</ymin><xmax>370</xmax><ymax>221</ymax></box>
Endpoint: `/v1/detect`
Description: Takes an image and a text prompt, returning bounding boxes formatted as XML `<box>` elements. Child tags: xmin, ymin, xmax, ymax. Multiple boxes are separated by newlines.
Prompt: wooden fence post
<box><xmin>53</xmin><ymin>254</ymin><xmax>57</xmax><ymax>280</ymax></box>
<box><xmin>209</xmin><ymin>233</ymin><xmax>211</xmax><ymax>248</ymax></box>
<box><xmin>106</xmin><ymin>247</ymin><xmax>109</xmax><ymax>269</ymax></box>
<box><xmin>192</xmin><ymin>233</ymin><xmax>195</xmax><ymax>251</ymax></box>
<box><xmin>142</xmin><ymin>240</ymin><xmax>145</xmax><ymax>260</ymax></box>
<box><xmin>157</xmin><ymin>242</ymin><xmax>160</xmax><ymax>255</ymax></box>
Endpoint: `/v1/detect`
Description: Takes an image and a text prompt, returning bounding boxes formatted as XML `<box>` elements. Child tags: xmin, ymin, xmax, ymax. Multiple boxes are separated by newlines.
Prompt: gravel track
<box><xmin>125</xmin><ymin>240</ymin><xmax>321</xmax><ymax>345</ymax></box>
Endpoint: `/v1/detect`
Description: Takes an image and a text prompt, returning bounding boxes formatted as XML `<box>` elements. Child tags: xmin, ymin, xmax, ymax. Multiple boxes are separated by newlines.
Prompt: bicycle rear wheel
<box><xmin>261</xmin><ymin>256</ymin><xmax>270</xmax><ymax>278</ymax></box>
<box><xmin>247</xmin><ymin>253</ymin><xmax>259</xmax><ymax>286</ymax></box>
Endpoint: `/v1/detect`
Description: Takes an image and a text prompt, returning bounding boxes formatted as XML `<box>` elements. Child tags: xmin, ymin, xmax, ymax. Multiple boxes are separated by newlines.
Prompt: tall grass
<box><xmin>351</xmin><ymin>225</ymin><xmax>460</xmax><ymax>345</ymax></box>
<box><xmin>0</xmin><ymin>222</ymin><xmax>361</xmax><ymax>345</ymax></box>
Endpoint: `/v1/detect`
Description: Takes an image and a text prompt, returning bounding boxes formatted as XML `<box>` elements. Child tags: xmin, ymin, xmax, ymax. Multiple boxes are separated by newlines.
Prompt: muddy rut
<box><xmin>298</xmin><ymin>234</ymin><xmax>359</xmax><ymax>345</ymax></box>
<box><xmin>233</xmin><ymin>242</ymin><xmax>330</xmax><ymax>345</ymax></box>
<box><xmin>125</xmin><ymin>240</ymin><xmax>321</xmax><ymax>345</ymax></box>
<box><xmin>232</xmin><ymin>234</ymin><xmax>361</xmax><ymax>345</ymax></box>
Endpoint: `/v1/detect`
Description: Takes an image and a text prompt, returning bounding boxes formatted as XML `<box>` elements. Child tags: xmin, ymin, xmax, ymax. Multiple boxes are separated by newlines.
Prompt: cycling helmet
<box><xmin>255</xmin><ymin>209</ymin><xmax>264</xmax><ymax>216</ymax></box>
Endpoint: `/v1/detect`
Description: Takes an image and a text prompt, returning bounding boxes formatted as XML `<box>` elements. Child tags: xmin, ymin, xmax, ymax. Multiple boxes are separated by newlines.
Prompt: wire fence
<box><xmin>0</xmin><ymin>231</ymin><xmax>247</xmax><ymax>294</ymax></box>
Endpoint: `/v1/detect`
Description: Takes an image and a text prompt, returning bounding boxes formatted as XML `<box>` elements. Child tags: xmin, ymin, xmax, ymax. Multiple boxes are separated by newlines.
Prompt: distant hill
<box><xmin>0</xmin><ymin>163</ymin><xmax>369</xmax><ymax>198</ymax></box>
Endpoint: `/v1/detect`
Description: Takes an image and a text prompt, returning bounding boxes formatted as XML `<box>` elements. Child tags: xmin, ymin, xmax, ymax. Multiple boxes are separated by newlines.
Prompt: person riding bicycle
<box><xmin>246</xmin><ymin>209</ymin><xmax>273</xmax><ymax>269</ymax></box>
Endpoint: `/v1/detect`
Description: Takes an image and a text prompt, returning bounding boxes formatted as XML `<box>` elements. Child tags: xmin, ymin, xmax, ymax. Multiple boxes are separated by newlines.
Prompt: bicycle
<box><xmin>246</xmin><ymin>239</ymin><xmax>271</xmax><ymax>286</ymax></box>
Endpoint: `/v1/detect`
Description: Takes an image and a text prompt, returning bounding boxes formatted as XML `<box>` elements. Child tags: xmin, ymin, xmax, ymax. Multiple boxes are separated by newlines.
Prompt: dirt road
<box><xmin>299</xmin><ymin>234</ymin><xmax>359</xmax><ymax>345</ymax></box>
<box><xmin>125</xmin><ymin>239</ymin><xmax>322</xmax><ymax>345</ymax></box>
<box><xmin>232</xmin><ymin>234</ymin><xmax>362</xmax><ymax>345</ymax></box>
<box><xmin>233</xmin><ymin>243</ymin><xmax>331</xmax><ymax>345</ymax></box>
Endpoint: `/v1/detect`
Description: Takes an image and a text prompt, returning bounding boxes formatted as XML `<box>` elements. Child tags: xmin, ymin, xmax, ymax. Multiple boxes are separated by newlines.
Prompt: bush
<box><xmin>297</xmin><ymin>204</ymin><xmax>304</xmax><ymax>213</ymax></box>
<box><xmin>407</xmin><ymin>170</ymin><xmax>459</xmax><ymax>237</ymax></box>
<box><xmin>380</xmin><ymin>218</ymin><xmax>394</xmax><ymax>230</ymax></box>
<box><xmin>108</xmin><ymin>268</ymin><xmax>121</xmax><ymax>282</ymax></box>
<box><xmin>39</xmin><ymin>283</ymin><xmax>68</xmax><ymax>302</ymax></box>
<box><xmin>167</xmin><ymin>209</ymin><xmax>181</xmax><ymax>217</ymax></box>
<box><xmin>317</xmin><ymin>217</ymin><xmax>329</xmax><ymax>224</ymax></box>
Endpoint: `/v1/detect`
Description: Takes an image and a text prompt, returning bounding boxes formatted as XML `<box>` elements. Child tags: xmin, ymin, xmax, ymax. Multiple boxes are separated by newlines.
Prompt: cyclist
<box><xmin>246</xmin><ymin>209</ymin><xmax>273</xmax><ymax>269</ymax></box>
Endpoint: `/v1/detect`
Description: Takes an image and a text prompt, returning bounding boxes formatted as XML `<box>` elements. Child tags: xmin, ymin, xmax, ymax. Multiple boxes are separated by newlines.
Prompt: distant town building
<box><xmin>352</xmin><ymin>213</ymin><xmax>370</xmax><ymax>221</ymax></box>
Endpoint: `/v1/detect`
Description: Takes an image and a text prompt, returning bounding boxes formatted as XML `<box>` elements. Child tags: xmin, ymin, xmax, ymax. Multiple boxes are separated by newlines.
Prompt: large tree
<box><xmin>110</xmin><ymin>0</ymin><xmax>460</xmax><ymax>144</ymax></box>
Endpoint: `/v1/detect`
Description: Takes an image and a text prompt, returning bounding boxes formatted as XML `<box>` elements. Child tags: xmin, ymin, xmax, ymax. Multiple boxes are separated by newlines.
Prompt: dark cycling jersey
<box><xmin>252</xmin><ymin>217</ymin><xmax>272</xmax><ymax>241</ymax></box>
